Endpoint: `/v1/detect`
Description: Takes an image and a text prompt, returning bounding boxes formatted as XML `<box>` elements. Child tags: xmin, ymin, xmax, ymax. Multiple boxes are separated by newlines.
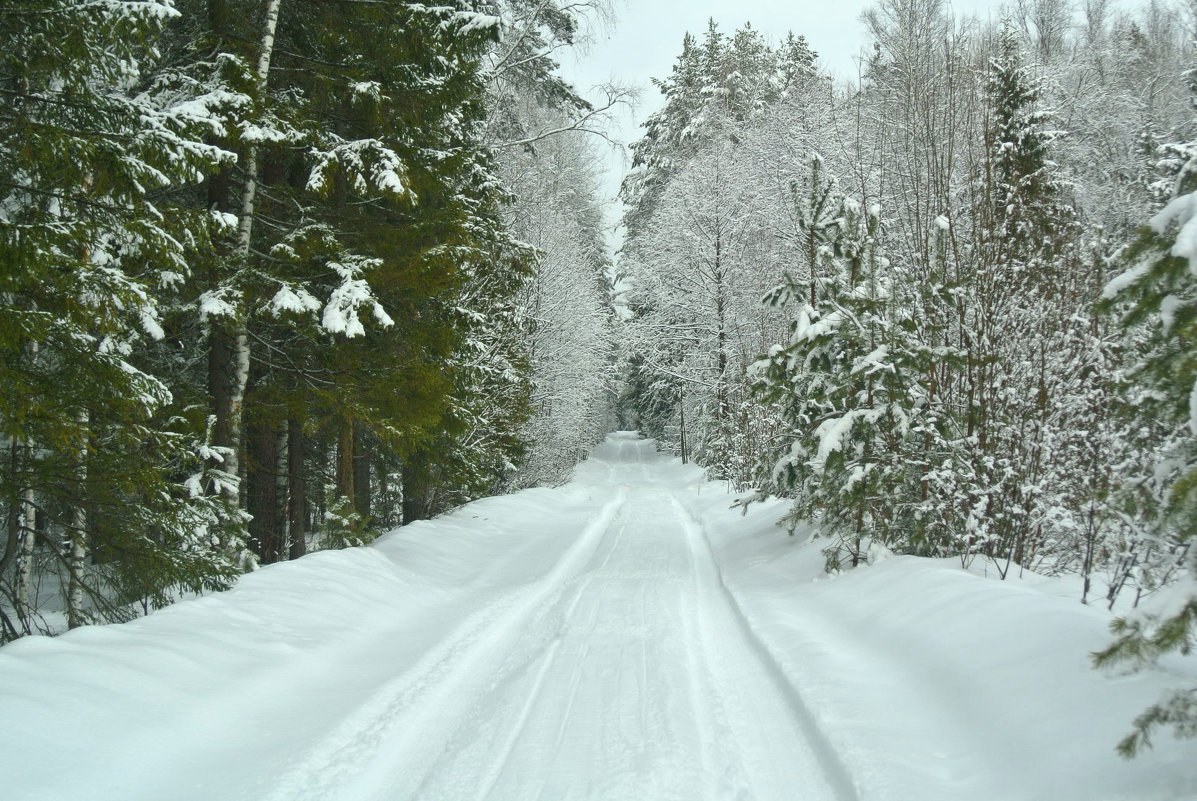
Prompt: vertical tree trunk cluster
<box><xmin>246</xmin><ymin>419</ymin><xmax>310</xmax><ymax>564</ymax></box>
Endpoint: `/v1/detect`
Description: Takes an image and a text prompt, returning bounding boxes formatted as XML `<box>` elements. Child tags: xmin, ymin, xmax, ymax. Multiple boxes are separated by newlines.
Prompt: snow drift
<box><xmin>0</xmin><ymin>433</ymin><xmax>1193</xmax><ymax>800</ymax></box>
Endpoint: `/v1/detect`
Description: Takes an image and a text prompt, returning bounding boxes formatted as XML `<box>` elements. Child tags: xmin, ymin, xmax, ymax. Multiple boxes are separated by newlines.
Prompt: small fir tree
<box><xmin>1094</xmin><ymin>128</ymin><xmax>1197</xmax><ymax>756</ymax></box>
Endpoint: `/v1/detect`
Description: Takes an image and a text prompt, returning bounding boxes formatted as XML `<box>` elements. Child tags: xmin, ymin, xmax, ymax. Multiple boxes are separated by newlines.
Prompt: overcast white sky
<box><xmin>556</xmin><ymin>0</ymin><xmax>1006</xmax><ymax>251</ymax></box>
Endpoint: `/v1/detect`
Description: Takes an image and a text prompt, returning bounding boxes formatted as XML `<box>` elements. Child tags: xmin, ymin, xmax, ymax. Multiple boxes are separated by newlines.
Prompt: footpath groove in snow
<box><xmin>265</xmin><ymin>490</ymin><xmax>628</xmax><ymax>801</ymax></box>
<box><xmin>2</xmin><ymin>432</ymin><xmax>1196</xmax><ymax>800</ymax></box>
<box><xmin>349</xmin><ymin>438</ymin><xmax>845</xmax><ymax>801</ymax></box>
<box><xmin>671</xmin><ymin>494</ymin><xmax>859</xmax><ymax>801</ymax></box>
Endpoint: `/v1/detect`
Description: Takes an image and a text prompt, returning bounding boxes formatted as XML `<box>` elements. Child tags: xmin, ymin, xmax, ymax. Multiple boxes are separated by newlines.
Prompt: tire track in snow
<box><xmin>461</xmin><ymin>567</ymin><xmax>601</xmax><ymax>801</ymax></box>
<box><xmin>402</xmin><ymin>500</ymin><xmax>665</xmax><ymax>801</ymax></box>
<box><xmin>399</xmin><ymin>480</ymin><xmax>743</xmax><ymax>800</ymax></box>
<box><xmin>268</xmin><ymin>435</ymin><xmax>855</xmax><ymax>801</ymax></box>
<box><xmin>670</xmin><ymin>494</ymin><xmax>861</xmax><ymax>801</ymax></box>
<box><xmin>404</xmin><ymin>472</ymin><xmax>854</xmax><ymax>801</ymax></box>
<box><xmin>263</xmin><ymin>489</ymin><xmax>628</xmax><ymax>801</ymax></box>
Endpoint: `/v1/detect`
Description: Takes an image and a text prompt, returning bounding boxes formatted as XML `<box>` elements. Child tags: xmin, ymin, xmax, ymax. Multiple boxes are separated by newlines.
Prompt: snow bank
<box><xmin>0</xmin><ymin>481</ymin><xmax>615</xmax><ymax>801</ymax></box>
<box><xmin>696</xmin><ymin>488</ymin><xmax>1197</xmax><ymax>801</ymax></box>
<box><xmin>0</xmin><ymin>433</ymin><xmax>1194</xmax><ymax>801</ymax></box>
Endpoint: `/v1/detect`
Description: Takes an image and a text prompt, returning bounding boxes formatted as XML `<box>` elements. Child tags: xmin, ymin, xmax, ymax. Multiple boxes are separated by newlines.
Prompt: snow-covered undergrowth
<box><xmin>0</xmin><ymin>433</ymin><xmax>1194</xmax><ymax>800</ymax></box>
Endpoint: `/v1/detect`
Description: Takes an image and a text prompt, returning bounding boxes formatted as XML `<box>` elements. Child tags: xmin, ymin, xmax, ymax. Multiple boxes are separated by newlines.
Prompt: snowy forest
<box><xmin>0</xmin><ymin>0</ymin><xmax>621</xmax><ymax>638</ymax></box>
<box><xmin>618</xmin><ymin>0</ymin><xmax>1197</xmax><ymax>755</ymax></box>
<box><xmin>5</xmin><ymin>0</ymin><xmax>1197</xmax><ymax>761</ymax></box>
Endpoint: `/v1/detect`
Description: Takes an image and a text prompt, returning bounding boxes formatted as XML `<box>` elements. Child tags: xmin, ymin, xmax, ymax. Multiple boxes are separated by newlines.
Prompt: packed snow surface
<box><xmin>2</xmin><ymin>433</ymin><xmax>1195</xmax><ymax>800</ymax></box>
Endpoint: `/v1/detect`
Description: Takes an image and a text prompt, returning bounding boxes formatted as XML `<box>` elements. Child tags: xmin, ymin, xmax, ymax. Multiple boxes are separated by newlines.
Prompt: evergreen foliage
<box><xmin>1094</xmin><ymin>122</ymin><xmax>1197</xmax><ymax>756</ymax></box>
<box><xmin>0</xmin><ymin>0</ymin><xmax>615</xmax><ymax>639</ymax></box>
<box><xmin>8</xmin><ymin>0</ymin><xmax>1197</xmax><ymax>764</ymax></box>
<box><xmin>0</xmin><ymin>0</ymin><xmax>246</xmax><ymax>637</ymax></box>
<box><xmin>755</xmin><ymin>157</ymin><xmax>929</xmax><ymax>566</ymax></box>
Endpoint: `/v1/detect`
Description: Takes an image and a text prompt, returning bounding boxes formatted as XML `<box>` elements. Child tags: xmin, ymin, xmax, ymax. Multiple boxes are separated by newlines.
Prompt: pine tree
<box><xmin>270</xmin><ymin>1</ymin><xmax>534</xmax><ymax>529</ymax></box>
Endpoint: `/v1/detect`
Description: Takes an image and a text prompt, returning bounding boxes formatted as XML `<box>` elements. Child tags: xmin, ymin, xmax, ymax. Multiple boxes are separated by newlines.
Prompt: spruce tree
<box><xmin>755</xmin><ymin>155</ymin><xmax>930</xmax><ymax>567</ymax></box>
<box><xmin>0</xmin><ymin>0</ymin><xmax>247</xmax><ymax>637</ymax></box>
<box><xmin>258</xmin><ymin>1</ymin><xmax>529</xmax><ymax>529</ymax></box>
<box><xmin>1094</xmin><ymin>114</ymin><xmax>1197</xmax><ymax>756</ymax></box>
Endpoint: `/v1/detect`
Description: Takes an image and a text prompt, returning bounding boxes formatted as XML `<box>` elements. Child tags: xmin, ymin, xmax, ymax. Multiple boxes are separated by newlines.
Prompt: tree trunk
<box><xmin>246</xmin><ymin>415</ymin><xmax>282</xmax><ymax>563</ymax></box>
<box><xmin>3</xmin><ymin>443</ymin><xmax>19</xmax><ymax>588</ymax></box>
<box><xmin>208</xmin><ymin>324</ymin><xmax>247</xmax><ymax>500</ymax></box>
<box><xmin>275</xmin><ymin>422</ymin><xmax>288</xmax><ymax>557</ymax></box>
<box><xmin>401</xmin><ymin>452</ymin><xmax>432</xmax><ymax>524</ymax></box>
<box><xmin>207</xmin><ymin>0</ymin><xmax>285</xmax><ymax>507</ymax></box>
<box><xmin>336</xmin><ymin>419</ymin><xmax>356</xmax><ymax>515</ymax></box>
<box><xmin>208</xmin><ymin>0</ymin><xmax>233</xmax><ymax>39</ymax></box>
<box><xmin>353</xmin><ymin>426</ymin><xmax>371</xmax><ymax>525</ymax></box>
<box><xmin>287</xmin><ymin>417</ymin><xmax>306</xmax><ymax>559</ymax></box>
<box><xmin>8</xmin><ymin>342</ymin><xmax>38</xmax><ymax>632</ymax></box>
<box><xmin>234</xmin><ymin>0</ymin><xmax>285</xmax><ymax>257</ymax></box>
<box><xmin>678</xmin><ymin>395</ymin><xmax>688</xmax><ymax>464</ymax></box>
<box><xmin>714</xmin><ymin>232</ymin><xmax>729</xmax><ymax>422</ymax></box>
<box><xmin>66</xmin><ymin>412</ymin><xmax>88</xmax><ymax>629</ymax></box>
<box><xmin>14</xmin><ymin>458</ymin><xmax>35</xmax><ymax>633</ymax></box>
<box><xmin>377</xmin><ymin>466</ymin><xmax>391</xmax><ymax>530</ymax></box>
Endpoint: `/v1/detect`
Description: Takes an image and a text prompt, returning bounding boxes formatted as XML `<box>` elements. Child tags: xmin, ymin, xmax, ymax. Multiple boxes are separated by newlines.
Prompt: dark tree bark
<box><xmin>287</xmin><ymin>417</ymin><xmax>307</xmax><ymax>559</ymax></box>
<box><xmin>1</xmin><ymin>442</ymin><xmax>20</xmax><ymax>584</ymax></box>
<box><xmin>377</xmin><ymin>465</ymin><xmax>391</xmax><ymax>529</ymax></box>
<box><xmin>335</xmin><ymin>419</ymin><xmax>355</xmax><ymax>515</ymax></box>
<box><xmin>208</xmin><ymin>0</ymin><xmax>233</xmax><ymax>38</ymax></box>
<box><xmin>353</xmin><ymin>426</ymin><xmax>371</xmax><ymax>525</ymax></box>
<box><xmin>246</xmin><ymin>416</ymin><xmax>282</xmax><ymax>563</ymax></box>
<box><xmin>207</xmin><ymin>326</ymin><xmax>243</xmax><ymax>494</ymax></box>
<box><xmin>401</xmin><ymin>452</ymin><xmax>433</xmax><ymax>524</ymax></box>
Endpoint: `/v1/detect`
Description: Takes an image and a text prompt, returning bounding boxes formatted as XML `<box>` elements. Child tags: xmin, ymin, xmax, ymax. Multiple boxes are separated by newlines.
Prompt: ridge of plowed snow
<box><xmin>1</xmin><ymin>432</ymin><xmax>1195</xmax><ymax>800</ymax></box>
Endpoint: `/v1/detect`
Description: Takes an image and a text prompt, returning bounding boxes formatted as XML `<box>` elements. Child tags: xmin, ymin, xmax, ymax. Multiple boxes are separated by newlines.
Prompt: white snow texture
<box><xmin>0</xmin><ymin>433</ymin><xmax>1194</xmax><ymax>801</ymax></box>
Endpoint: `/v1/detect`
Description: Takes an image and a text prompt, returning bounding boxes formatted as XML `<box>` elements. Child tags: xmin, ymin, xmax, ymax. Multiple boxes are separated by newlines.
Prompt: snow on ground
<box><xmin>1</xmin><ymin>432</ymin><xmax>1195</xmax><ymax>800</ymax></box>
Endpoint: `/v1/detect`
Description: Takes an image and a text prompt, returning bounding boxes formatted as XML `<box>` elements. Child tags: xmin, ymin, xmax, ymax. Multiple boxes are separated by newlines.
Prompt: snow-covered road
<box><xmin>261</xmin><ymin>434</ymin><xmax>851</xmax><ymax>801</ymax></box>
<box><xmin>2</xmin><ymin>432</ymin><xmax>1196</xmax><ymax>800</ymax></box>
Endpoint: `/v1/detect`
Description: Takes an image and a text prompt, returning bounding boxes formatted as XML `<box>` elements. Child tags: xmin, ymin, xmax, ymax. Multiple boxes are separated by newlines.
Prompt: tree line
<box><xmin>616</xmin><ymin>0</ymin><xmax>1197</xmax><ymax>754</ymax></box>
<box><xmin>0</xmin><ymin>0</ymin><xmax>618</xmax><ymax>640</ymax></box>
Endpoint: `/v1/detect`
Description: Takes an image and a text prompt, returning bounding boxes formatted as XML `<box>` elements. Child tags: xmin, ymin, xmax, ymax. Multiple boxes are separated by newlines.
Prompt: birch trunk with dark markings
<box><xmin>66</xmin><ymin>412</ymin><xmax>88</xmax><ymax>629</ymax></box>
<box><xmin>206</xmin><ymin>0</ymin><xmax>285</xmax><ymax>504</ymax></box>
